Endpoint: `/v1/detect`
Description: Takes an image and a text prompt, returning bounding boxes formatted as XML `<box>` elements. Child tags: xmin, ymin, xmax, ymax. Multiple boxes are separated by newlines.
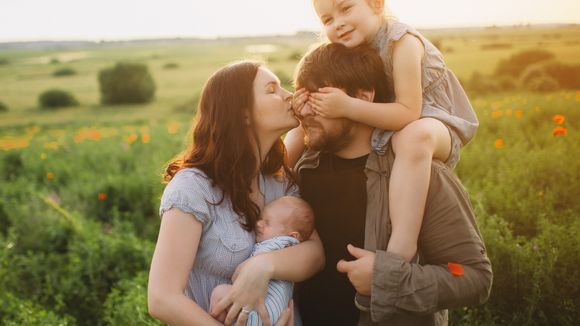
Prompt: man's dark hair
<box><xmin>294</xmin><ymin>43</ymin><xmax>394</xmax><ymax>103</ymax></box>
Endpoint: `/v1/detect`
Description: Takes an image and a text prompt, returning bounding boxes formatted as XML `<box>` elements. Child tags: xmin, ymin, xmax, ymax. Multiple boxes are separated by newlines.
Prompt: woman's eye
<box><xmin>343</xmin><ymin>6</ymin><xmax>352</xmax><ymax>13</ymax></box>
<box><xmin>323</xmin><ymin>18</ymin><xmax>332</xmax><ymax>25</ymax></box>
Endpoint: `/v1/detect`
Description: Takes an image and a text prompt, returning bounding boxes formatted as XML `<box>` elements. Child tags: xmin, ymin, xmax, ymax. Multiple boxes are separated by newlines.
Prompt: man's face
<box><xmin>295</xmin><ymin>99</ymin><xmax>355</xmax><ymax>153</ymax></box>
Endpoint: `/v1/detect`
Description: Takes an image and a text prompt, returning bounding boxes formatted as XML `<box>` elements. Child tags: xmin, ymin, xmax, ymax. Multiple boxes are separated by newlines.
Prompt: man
<box><xmin>292</xmin><ymin>43</ymin><xmax>492</xmax><ymax>326</ymax></box>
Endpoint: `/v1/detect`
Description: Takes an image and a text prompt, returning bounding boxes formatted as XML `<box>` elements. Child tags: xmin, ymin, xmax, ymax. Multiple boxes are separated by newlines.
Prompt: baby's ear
<box><xmin>355</xmin><ymin>89</ymin><xmax>376</xmax><ymax>103</ymax></box>
<box><xmin>289</xmin><ymin>231</ymin><xmax>302</xmax><ymax>242</ymax></box>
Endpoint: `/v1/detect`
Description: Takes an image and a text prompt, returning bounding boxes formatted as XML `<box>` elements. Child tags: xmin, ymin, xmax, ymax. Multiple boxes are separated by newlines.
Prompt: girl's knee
<box><xmin>393</xmin><ymin>120</ymin><xmax>439</xmax><ymax>157</ymax></box>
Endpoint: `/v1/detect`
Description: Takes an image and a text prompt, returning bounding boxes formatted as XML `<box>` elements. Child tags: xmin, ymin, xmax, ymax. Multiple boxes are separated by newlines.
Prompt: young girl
<box><xmin>285</xmin><ymin>0</ymin><xmax>478</xmax><ymax>262</ymax></box>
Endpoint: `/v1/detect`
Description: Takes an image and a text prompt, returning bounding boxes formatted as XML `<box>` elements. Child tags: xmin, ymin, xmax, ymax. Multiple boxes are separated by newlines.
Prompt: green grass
<box><xmin>0</xmin><ymin>26</ymin><xmax>579</xmax><ymax>325</ymax></box>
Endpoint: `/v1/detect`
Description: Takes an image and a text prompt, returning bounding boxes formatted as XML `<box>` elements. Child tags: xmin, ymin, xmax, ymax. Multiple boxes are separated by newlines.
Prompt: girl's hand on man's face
<box><xmin>308</xmin><ymin>87</ymin><xmax>353</xmax><ymax>119</ymax></box>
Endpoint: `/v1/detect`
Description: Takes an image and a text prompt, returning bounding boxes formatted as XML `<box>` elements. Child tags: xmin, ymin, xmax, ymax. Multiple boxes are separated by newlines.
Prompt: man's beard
<box><xmin>302</xmin><ymin>117</ymin><xmax>354</xmax><ymax>153</ymax></box>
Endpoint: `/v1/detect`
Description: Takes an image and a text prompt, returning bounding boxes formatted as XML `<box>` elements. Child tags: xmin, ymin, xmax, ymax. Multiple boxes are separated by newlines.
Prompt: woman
<box><xmin>148</xmin><ymin>61</ymin><xmax>325</xmax><ymax>326</ymax></box>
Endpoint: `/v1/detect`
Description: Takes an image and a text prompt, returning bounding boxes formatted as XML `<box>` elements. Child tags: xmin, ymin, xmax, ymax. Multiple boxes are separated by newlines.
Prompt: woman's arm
<box><xmin>148</xmin><ymin>208</ymin><xmax>222</xmax><ymax>326</ymax></box>
<box><xmin>210</xmin><ymin>230</ymin><xmax>325</xmax><ymax>325</ymax></box>
<box><xmin>262</xmin><ymin>229</ymin><xmax>325</xmax><ymax>281</ymax></box>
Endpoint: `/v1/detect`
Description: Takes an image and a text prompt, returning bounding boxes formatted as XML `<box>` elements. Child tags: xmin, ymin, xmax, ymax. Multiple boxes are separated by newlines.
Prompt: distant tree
<box><xmin>163</xmin><ymin>62</ymin><xmax>179</xmax><ymax>69</ymax></box>
<box><xmin>0</xmin><ymin>58</ymin><xmax>10</xmax><ymax>65</ymax></box>
<box><xmin>0</xmin><ymin>101</ymin><xmax>8</xmax><ymax>112</ymax></box>
<box><xmin>38</xmin><ymin>89</ymin><xmax>79</xmax><ymax>109</ymax></box>
<box><xmin>98</xmin><ymin>62</ymin><xmax>156</xmax><ymax>105</ymax></box>
<box><xmin>52</xmin><ymin>67</ymin><xmax>77</xmax><ymax>77</ymax></box>
<box><xmin>494</xmin><ymin>49</ymin><xmax>555</xmax><ymax>78</ymax></box>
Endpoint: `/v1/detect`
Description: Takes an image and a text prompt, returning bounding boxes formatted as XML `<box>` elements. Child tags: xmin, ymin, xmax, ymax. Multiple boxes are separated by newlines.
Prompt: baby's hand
<box><xmin>308</xmin><ymin>87</ymin><xmax>353</xmax><ymax>119</ymax></box>
<box><xmin>292</xmin><ymin>88</ymin><xmax>310</xmax><ymax>115</ymax></box>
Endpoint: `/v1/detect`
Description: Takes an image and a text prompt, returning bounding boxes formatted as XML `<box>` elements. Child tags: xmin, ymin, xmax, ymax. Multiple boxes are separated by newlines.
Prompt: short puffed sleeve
<box><xmin>159</xmin><ymin>168</ymin><xmax>215</xmax><ymax>226</ymax></box>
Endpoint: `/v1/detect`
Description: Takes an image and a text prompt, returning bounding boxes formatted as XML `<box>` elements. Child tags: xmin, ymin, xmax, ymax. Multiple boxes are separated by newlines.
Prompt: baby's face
<box><xmin>255</xmin><ymin>206</ymin><xmax>291</xmax><ymax>242</ymax></box>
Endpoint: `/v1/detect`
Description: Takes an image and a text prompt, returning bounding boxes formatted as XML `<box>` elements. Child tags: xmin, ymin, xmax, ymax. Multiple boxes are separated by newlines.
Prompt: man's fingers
<box><xmin>347</xmin><ymin>244</ymin><xmax>372</xmax><ymax>259</ymax></box>
<box><xmin>257</xmin><ymin>303</ymin><xmax>272</xmax><ymax>326</ymax></box>
<box><xmin>336</xmin><ymin>259</ymin><xmax>354</xmax><ymax>273</ymax></box>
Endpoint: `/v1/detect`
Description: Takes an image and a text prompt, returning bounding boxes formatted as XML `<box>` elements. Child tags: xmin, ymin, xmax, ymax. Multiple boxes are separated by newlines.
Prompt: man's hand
<box><xmin>336</xmin><ymin>244</ymin><xmax>375</xmax><ymax>296</ymax></box>
<box><xmin>308</xmin><ymin>87</ymin><xmax>354</xmax><ymax>119</ymax></box>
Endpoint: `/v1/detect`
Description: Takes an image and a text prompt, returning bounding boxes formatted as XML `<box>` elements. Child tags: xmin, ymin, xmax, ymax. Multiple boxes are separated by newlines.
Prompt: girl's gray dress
<box><xmin>158</xmin><ymin>168</ymin><xmax>298</xmax><ymax>311</ymax></box>
<box><xmin>371</xmin><ymin>20</ymin><xmax>479</xmax><ymax>168</ymax></box>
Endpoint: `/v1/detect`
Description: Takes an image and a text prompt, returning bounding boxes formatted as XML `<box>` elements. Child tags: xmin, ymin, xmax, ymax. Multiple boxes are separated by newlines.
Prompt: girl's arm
<box><xmin>284</xmin><ymin>127</ymin><xmax>306</xmax><ymax>168</ymax></box>
<box><xmin>309</xmin><ymin>34</ymin><xmax>424</xmax><ymax>132</ymax></box>
<box><xmin>148</xmin><ymin>208</ymin><xmax>222</xmax><ymax>326</ymax></box>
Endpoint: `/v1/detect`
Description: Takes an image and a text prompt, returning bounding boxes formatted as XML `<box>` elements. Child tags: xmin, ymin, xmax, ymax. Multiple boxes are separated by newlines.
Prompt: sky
<box><xmin>0</xmin><ymin>0</ymin><xmax>579</xmax><ymax>42</ymax></box>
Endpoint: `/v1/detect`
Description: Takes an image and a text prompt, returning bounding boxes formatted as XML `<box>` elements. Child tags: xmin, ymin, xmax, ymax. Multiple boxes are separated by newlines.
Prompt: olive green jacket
<box><xmin>296</xmin><ymin>145</ymin><xmax>492</xmax><ymax>326</ymax></box>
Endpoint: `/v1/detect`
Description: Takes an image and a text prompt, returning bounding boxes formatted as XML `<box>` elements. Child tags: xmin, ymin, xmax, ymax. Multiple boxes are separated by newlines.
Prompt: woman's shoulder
<box><xmin>169</xmin><ymin>168</ymin><xmax>211</xmax><ymax>186</ymax></box>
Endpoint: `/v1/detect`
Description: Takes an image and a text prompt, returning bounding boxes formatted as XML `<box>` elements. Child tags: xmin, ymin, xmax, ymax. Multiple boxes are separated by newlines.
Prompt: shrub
<box><xmin>103</xmin><ymin>272</ymin><xmax>163</xmax><ymax>325</ymax></box>
<box><xmin>538</xmin><ymin>61</ymin><xmax>580</xmax><ymax>89</ymax></box>
<box><xmin>0</xmin><ymin>292</ymin><xmax>75</xmax><ymax>326</ymax></box>
<box><xmin>526</xmin><ymin>75</ymin><xmax>560</xmax><ymax>92</ymax></box>
<box><xmin>98</xmin><ymin>62</ymin><xmax>156</xmax><ymax>105</ymax></box>
<box><xmin>52</xmin><ymin>67</ymin><xmax>77</xmax><ymax>77</ymax></box>
<box><xmin>38</xmin><ymin>89</ymin><xmax>79</xmax><ymax>109</ymax></box>
<box><xmin>0</xmin><ymin>58</ymin><xmax>9</xmax><ymax>65</ymax></box>
<box><xmin>494</xmin><ymin>49</ymin><xmax>555</xmax><ymax>78</ymax></box>
<box><xmin>162</xmin><ymin>62</ymin><xmax>179</xmax><ymax>69</ymax></box>
<box><xmin>0</xmin><ymin>101</ymin><xmax>8</xmax><ymax>112</ymax></box>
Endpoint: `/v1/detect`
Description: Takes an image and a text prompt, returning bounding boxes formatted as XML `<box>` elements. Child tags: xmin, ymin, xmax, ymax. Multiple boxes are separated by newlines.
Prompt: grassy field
<box><xmin>0</xmin><ymin>25</ymin><xmax>579</xmax><ymax>325</ymax></box>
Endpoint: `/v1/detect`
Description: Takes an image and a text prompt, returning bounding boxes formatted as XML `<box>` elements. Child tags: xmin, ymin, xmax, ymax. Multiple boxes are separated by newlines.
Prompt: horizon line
<box><xmin>1</xmin><ymin>22</ymin><xmax>578</xmax><ymax>44</ymax></box>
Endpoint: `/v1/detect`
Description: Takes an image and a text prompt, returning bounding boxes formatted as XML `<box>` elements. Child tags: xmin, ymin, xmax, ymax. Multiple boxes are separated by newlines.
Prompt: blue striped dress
<box><xmin>158</xmin><ymin>168</ymin><xmax>299</xmax><ymax>311</ymax></box>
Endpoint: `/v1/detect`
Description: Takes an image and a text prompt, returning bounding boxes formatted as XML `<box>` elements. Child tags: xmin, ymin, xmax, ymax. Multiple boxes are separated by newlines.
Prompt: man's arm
<box><xmin>370</xmin><ymin>163</ymin><xmax>493</xmax><ymax>321</ymax></box>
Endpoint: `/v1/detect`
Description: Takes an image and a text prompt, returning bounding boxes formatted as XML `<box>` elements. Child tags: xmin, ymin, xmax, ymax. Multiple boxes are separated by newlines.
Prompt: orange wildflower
<box><xmin>515</xmin><ymin>110</ymin><xmax>523</xmax><ymax>118</ymax></box>
<box><xmin>552</xmin><ymin>127</ymin><xmax>568</xmax><ymax>137</ymax></box>
<box><xmin>47</xmin><ymin>172</ymin><xmax>54</xmax><ymax>180</ymax></box>
<box><xmin>167</xmin><ymin>122</ymin><xmax>181</xmax><ymax>134</ymax></box>
<box><xmin>552</xmin><ymin>114</ymin><xmax>565</xmax><ymax>125</ymax></box>
<box><xmin>448</xmin><ymin>262</ymin><xmax>464</xmax><ymax>276</ymax></box>
<box><xmin>142</xmin><ymin>132</ymin><xmax>150</xmax><ymax>144</ymax></box>
<box><xmin>98</xmin><ymin>193</ymin><xmax>107</xmax><ymax>201</ymax></box>
<box><xmin>491</xmin><ymin>111</ymin><xmax>502</xmax><ymax>119</ymax></box>
<box><xmin>90</xmin><ymin>130</ymin><xmax>102</xmax><ymax>141</ymax></box>
<box><xmin>127</xmin><ymin>133</ymin><xmax>138</xmax><ymax>144</ymax></box>
<box><xmin>576</xmin><ymin>90</ymin><xmax>580</xmax><ymax>102</ymax></box>
<box><xmin>495</xmin><ymin>138</ymin><xmax>504</xmax><ymax>148</ymax></box>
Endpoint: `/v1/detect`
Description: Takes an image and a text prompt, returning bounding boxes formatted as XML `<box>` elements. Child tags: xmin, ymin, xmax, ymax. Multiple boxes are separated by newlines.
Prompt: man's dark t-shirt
<box><xmin>297</xmin><ymin>152</ymin><xmax>368</xmax><ymax>326</ymax></box>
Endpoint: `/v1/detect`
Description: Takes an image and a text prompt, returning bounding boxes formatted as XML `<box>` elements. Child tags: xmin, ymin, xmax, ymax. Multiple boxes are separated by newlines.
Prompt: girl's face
<box><xmin>251</xmin><ymin>67</ymin><xmax>298</xmax><ymax>137</ymax></box>
<box><xmin>314</xmin><ymin>0</ymin><xmax>383</xmax><ymax>48</ymax></box>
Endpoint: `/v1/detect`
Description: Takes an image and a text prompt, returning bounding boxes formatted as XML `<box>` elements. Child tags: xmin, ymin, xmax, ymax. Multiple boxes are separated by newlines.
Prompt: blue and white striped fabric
<box><xmin>245</xmin><ymin>236</ymin><xmax>300</xmax><ymax>326</ymax></box>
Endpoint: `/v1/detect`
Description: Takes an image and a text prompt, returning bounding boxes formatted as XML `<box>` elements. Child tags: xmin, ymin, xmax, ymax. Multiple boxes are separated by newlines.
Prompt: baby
<box><xmin>210</xmin><ymin>196</ymin><xmax>315</xmax><ymax>325</ymax></box>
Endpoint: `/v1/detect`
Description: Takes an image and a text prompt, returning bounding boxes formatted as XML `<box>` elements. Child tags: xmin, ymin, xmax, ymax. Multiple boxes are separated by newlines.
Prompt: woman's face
<box><xmin>251</xmin><ymin>66</ymin><xmax>298</xmax><ymax>136</ymax></box>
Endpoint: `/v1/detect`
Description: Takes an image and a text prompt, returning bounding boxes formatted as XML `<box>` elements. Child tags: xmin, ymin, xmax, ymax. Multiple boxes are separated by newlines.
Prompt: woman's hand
<box><xmin>210</xmin><ymin>254</ymin><xmax>274</xmax><ymax>326</ymax></box>
<box><xmin>274</xmin><ymin>299</ymin><xmax>294</xmax><ymax>326</ymax></box>
<box><xmin>292</xmin><ymin>88</ymin><xmax>310</xmax><ymax>115</ymax></box>
<box><xmin>308</xmin><ymin>87</ymin><xmax>354</xmax><ymax>119</ymax></box>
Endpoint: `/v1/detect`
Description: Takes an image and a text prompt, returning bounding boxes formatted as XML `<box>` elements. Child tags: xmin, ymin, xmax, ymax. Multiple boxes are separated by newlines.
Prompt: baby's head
<box><xmin>256</xmin><ymin>196</ymin><xmax>315</xmax><ymax>242</ymax></box>
<box><xmin>312</xmin><ymin>0</ymin><xmax>386</xmax><ymax>48</ymax></box>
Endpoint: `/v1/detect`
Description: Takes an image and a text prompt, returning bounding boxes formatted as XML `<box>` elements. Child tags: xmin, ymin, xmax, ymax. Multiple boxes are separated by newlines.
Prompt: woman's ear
<box><xmin>355</xmin><ymin>89</ymin><xmax>376</xmax><ymax>103</ymax></box>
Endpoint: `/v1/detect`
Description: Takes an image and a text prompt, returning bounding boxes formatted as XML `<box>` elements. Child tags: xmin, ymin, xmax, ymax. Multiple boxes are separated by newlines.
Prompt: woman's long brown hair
<box><xmin>164</xmin><ymin>61</ymin><xmax>293</xmax><ymax>231</ymax></box>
